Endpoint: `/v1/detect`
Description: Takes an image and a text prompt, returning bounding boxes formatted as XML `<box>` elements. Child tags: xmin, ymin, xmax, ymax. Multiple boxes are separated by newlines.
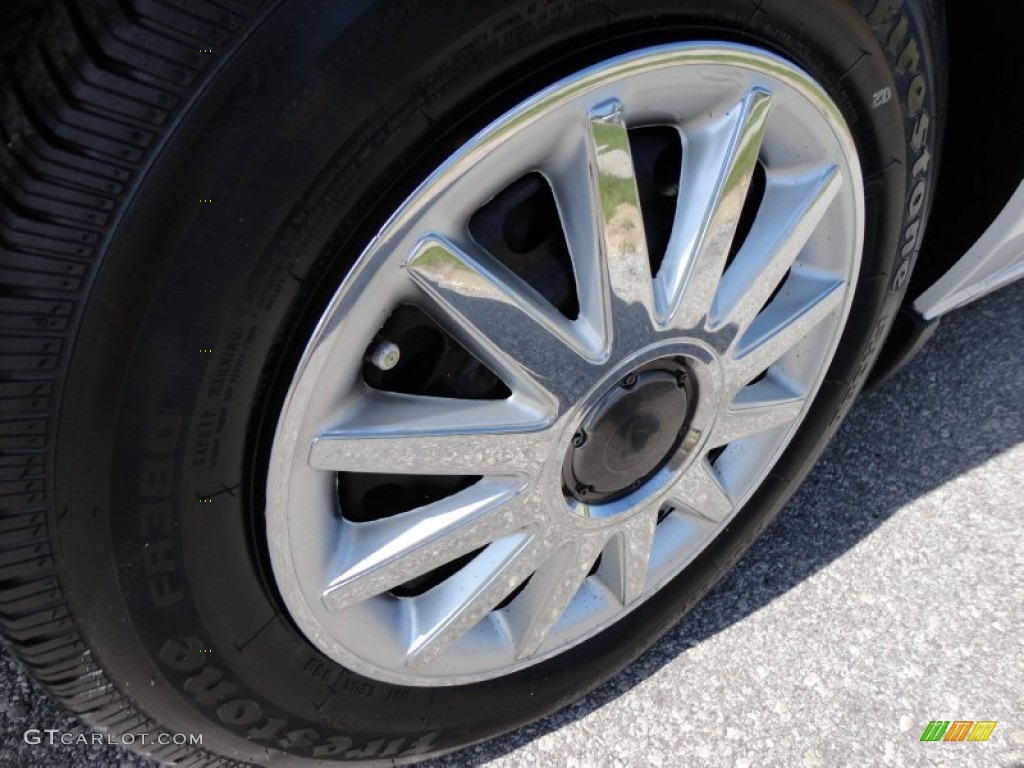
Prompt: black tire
<box><xmin>0</xmin><ymin>0</ymin><xmax>51</xmax><ymax>85</ymax></box>
<box><xmin>0</xmin><ymin>0</ymin><xmax>944</xmax><ymax>764</ymax></box>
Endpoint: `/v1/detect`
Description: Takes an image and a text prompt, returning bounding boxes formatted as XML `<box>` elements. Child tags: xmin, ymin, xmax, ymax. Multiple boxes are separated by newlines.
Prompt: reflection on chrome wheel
<box><xmin>267</xmin><ymin>43</ymin><xmax>864</xmax><ymax>686</ymax></box>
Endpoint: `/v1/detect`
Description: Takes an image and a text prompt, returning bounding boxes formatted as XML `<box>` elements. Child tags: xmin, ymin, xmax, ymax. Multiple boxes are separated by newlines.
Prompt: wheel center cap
<box><xmin>565</xmin><ymin>364</ymin><xmax>692</xmax><ymax>504</ymax></box>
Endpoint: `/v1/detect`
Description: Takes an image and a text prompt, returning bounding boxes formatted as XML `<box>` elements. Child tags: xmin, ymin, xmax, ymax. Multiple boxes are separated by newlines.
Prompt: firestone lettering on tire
<box><xmin>827</xmin><ymin>0</ymin><xmax>937</xmax><ymax>436</ymax></box>
<box><xmin>157</xmin><ymin>637</ymin><xmax>438</xmax><ymax>759</ymax></box>
<box><xmin>869</xmin><ymin>0</ymin><xmax>934</xmax><ymax>292</ymax></box>
<box><xmin>140</xmin><ymin>413</ymin><xmax>185</xmax><ymax>609</ymax></box>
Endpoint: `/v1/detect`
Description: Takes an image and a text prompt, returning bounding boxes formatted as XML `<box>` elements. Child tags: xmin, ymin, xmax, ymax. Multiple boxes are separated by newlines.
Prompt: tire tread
<box><xmin>0</xmin><ymin>1</ymin><xmax>270</xmax><ymax>765</ymax></box>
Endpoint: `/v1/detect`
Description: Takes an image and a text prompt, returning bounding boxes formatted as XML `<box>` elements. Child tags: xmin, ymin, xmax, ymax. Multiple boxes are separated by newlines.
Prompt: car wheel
<box><xmin>0</xmin><ymin>0</ymin><xmax>943</xmax><ymax>763</ymax></box>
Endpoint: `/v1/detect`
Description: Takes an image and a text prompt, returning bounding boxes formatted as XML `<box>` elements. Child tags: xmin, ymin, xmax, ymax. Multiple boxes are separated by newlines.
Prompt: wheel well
<box><xmin>909</xmin><ymin>1</ymin><xmax>1024</xmax><ymax>299</ymax></box>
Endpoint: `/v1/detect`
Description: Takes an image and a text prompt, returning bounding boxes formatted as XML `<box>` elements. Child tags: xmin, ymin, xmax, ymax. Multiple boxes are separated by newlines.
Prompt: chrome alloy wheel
<box><xmin>266</xmin><ymin>43</ymin><xmax>864</xmax><ymax>686</ymax></box>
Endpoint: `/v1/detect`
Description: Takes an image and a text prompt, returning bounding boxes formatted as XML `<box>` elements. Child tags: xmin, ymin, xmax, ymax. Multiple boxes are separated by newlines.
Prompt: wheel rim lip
<box><xmin>266</xmin><ymin>41</ymin><xmax>865</xmax><ymax>686</ymax></box>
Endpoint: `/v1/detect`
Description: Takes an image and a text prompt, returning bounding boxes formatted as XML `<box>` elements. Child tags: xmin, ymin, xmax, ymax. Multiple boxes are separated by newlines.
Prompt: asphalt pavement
<box><xmin>2</xmin><ymin>280</ymin><xmax>1022</xmax><ymax>767</ymax></box>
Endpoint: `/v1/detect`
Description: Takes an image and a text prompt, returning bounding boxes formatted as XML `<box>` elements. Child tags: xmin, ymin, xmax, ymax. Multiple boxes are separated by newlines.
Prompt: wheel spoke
<box><xmin>507</xmin><ymin>535</ymin><xmax>606</xmax><ymax>658</ymax></box>
<box><xmin>657</xmin><ymin>88</ymin><xmax>772</xmax><ymax>328</ymax></box>
<box><xmin>729</xmin><ymin>270</ymin><xmax>845</xmax><ymax>388</ymax></box>
<box><xmin>587</xmin><ymin>100</ymin><xmax>657</xmax><ymax>331</ymax></box>
<box><xmin>708</xmin><ymin>374</ymin><xmax>806</xmax><ymax>448</ymax></box>
<box><xmin>309</xmin><ymin>389</ymin><xmax>550</xmax><ymax>475</ymax></box>
<box><xmin>407</xmin><ymin>236</ymin><xmax>597</xmax><ymax>405</ymax></box>
<box><xmin>406</xmin><ymin>532</ymin><xmax>547</xmax><ymax>665</ymax></box>
<box><xmin>548</xmin><ymin>99</ymin><xmax>656</xmax><ymax>354</ymax></box>
<box><xmin>598</xmin><ymin>509</ymin><xmax>658</xmax><ymax>605</ymax></box>
<box><xmin>709</xmin><ymin>165</ymin><xmax>842</xmax><ymax>333</ymax></box>
<box><xmin>321</xmin><ymin>480</ymin><xmax>530</xmax><ymax>612</ymax></box>
<box><xmin>670</xmin><ymin>459</ymin><xmax>734</xmax><ymax>523</ymax></box>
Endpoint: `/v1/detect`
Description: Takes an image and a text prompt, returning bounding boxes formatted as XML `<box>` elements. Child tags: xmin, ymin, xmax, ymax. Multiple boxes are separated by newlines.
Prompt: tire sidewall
<box><xmin>53</xmin><ymin>0</ymin><xmax>941</xmax><ymax>762</ymax></box>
